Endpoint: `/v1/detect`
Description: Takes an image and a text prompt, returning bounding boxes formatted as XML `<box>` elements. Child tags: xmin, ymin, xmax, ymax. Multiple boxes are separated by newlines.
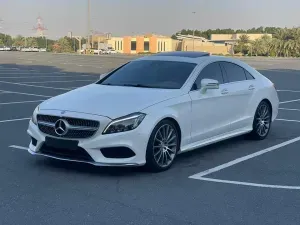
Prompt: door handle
<box><xmin>248</xmin><ymin>85</ymin><xmax>255</xmax><ymax>90</ymax></box>
<box><xmin>221</xmin><ymin>89</ymin><xmax>229</xmax><ymax>95</ymax></box>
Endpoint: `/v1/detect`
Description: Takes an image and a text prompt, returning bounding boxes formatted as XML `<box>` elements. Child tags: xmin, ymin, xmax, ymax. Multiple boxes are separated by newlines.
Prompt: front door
<box><xmin>189</xmin><ymin>62</ymin><xmax>233</xmax><ymax>143</ymax></box>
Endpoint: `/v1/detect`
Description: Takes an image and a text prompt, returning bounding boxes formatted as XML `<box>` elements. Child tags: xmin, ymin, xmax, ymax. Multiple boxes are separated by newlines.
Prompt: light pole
<box><xmin>192</xmin><ymin>12</ymin><xmax>196</xmax><ymax>51</ymax></box>
<box><xmin>87</xmin><ymin>0</ymin><xmax>91</xmax><ymax>50</ymax></box>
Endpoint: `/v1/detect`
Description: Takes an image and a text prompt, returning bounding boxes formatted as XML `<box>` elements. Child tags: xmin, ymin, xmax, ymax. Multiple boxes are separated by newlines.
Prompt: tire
<box><xmin>145</xmin><ymin>119</ymin><xmax>180</xmax><ymax>172</ymax></box>
<box><xmin>248</xmin><ymin>100</ymin><xmax>272</xmax><ymax>140</ymax></box>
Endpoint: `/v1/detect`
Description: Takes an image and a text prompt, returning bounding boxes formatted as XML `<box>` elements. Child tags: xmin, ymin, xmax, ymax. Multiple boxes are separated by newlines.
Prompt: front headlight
<box><xmin>31</xmin><ymin>105</ymin><xmax>40</xmax><ymax>125</ymax></box>
<box><xmin>103</xmin><ymin>112</ymin><xmax>146</xmax><ymax>135</ymax></box>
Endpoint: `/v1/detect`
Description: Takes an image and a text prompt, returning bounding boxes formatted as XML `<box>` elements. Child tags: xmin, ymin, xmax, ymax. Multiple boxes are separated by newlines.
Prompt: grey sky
<box><xmin>0</xmin><ymin>0</ymin><xmax>299</xmax><ymax>39</ymax></box>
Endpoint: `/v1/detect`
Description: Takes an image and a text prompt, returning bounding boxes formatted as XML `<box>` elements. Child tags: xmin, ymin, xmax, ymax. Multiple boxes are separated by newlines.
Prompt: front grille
<box><xmin>37</xmin><ymin>115</ymin><xmax>99</xmax><ymax>127</ymax></box>
<box><xmin>37</xmin><ymin>114</ymin><xmax>100</xmax><ymax>139</ymax></box>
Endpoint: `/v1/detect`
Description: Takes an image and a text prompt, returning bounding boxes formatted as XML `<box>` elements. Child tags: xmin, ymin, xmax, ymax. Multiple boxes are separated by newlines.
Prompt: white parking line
<box><xmin>279</xmin><ymin>108</ymin><xmax>300</xmax><ymax>112</ymax></box>
<box><xmin>194</xmin><ymin>177</ymin><xmax>300</xmax><ymax>190</ymax></box>
<box><xmin>0</xmin><ymin>72</ymin><xmax>65</xmax><ymax>75</ymax></box>
<box><xmin>0</xmin><ymin>118</ymin><xmax>31</xmax><ymax>123</ymax></box>
<box><xmin>280</xmin><ymin>99</ymin><xmax>300</xmax><ymax>104</ymax></box>
<box><xmin>9</xmin><ymin>145</ymin><xmax>28</xmax><ymax>151</ymax></box>
<box><xmin>21</xmin><ymin>79</ymin><xmax>95</xmax><ymax>84</ymax></box>
<box><xmin>189</xmin><ymin>136</ymin><xmax>300</xmax><ymax>178</ymax></box>
<box><xmin>0</xmin><ymin>100</ymin><xmax>44</xmax><ymax>105</ymax></box>
<box><xmin>0</xmin><ymin>68</ymin><xmax>20</xmax><ymax>71</ymax></box>
<box><xmin>0</xmin><ymin>81</ymin><xmax>71</xmax><ymax>90</ymax></box>
<box><xmin>276</xmin><ymin>119</ymin><xmax>300</xmax><ymax>123</ymax></box>
<box><xmin>0</xmin><ymin>75</ymin><xmax>93</xmax><ymax>79</ymax></box>
<box><xmin>0</xmin><ymin>90</ymin><xmax>52</xmax><ymax>98</ymax></box>
<box><xmin>277</xmin><ymin>90</ymin><xmax>300</xmax><ymax>93</ymax></box>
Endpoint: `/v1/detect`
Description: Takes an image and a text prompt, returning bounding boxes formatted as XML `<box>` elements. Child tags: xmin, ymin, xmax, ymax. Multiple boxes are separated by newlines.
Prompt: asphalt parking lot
<box><xmin>1</xmin><ymin>52</ymin><xmax>300</xmax><ymax>225</ymax></box>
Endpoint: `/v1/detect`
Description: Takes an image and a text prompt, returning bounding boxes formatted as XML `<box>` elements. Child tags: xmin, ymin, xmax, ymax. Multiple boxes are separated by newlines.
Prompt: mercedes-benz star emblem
<box><xmin>54</xmin><ymin>119</ymin><xmax>68</xmax><ymax>136</ymax></box>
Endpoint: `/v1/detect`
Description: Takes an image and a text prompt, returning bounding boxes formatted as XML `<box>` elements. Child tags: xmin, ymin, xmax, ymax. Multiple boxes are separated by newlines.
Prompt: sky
<box><xmin>0</xmin><ymin>0</ymin><xmax>300</xmax><ymax>39</ymax></box>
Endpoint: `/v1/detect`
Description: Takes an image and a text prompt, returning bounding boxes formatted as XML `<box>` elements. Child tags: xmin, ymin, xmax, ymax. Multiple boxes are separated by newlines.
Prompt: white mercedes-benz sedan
<box><xmin>27</xmin><ymin>51</ymin><xmax>279</xmax><ymax>172</ymax></box>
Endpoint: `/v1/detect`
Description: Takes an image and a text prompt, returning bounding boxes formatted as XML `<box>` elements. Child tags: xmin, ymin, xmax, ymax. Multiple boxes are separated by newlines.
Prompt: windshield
<box><xmin>98</xmin><ymin>60</ymin><xmax>197</xmax><ymax>89</ymax></box>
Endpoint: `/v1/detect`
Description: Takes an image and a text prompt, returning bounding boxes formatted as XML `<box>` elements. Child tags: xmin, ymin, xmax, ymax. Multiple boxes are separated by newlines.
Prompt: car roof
<box><xmin>133</xmin><ymin>52</ymin><xmax>258</xmax><ymax>73</ymax></box>
<box><xmin>135</xmin><ymin>51</ymin><xmax>211</xmax><ymax>64</ymax></box>
<box><xmin>153</xmin><ymin>51</ymin><xmax>210</xmax><ymax>58</ymax></box>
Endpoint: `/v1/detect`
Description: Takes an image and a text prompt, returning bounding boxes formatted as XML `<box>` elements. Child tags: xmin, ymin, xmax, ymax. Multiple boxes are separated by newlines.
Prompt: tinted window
<box><xmin>99</xmin><ymin>60</ymin><xmax>196</xmax><ymax>89</ymax></box>
<box><xmin>193</xmin><ymin>62</ymin><xmax>224</xmax><ymax>90</ymax></box>
<box><xmin>221</xmin><ymin>62</ymin><xmax>247</xmax><ymax>82</ymax></box>
<box><xmin>244</xmin><ymin>69</ymin><xmax>255</xmax><ymax>80</ymax></box>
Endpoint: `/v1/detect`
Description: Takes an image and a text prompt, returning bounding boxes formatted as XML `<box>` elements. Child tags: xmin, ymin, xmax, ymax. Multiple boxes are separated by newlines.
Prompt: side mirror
<box><xmin>200</xmin><ymin>78</ymin><xmax>219</xmax><ymax>93</ymax></box>
<box><xmin>99</xmin><ymin>73</ymin><xmax>108</xmax><ymax>81</ymax></box>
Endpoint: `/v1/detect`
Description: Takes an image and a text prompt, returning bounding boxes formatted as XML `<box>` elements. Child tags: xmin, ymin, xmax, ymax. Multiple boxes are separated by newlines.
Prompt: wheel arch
<box><xmin>162</xmin><ymin>117</ymin><xmax>182</xmax><ymax>146</ymax></box>
<box><xmin>260</xmin><ymin>98</ymin><xmax>273</xmax><ymax>118</ymax></box>
<box><xmin>150</xmin><ymin>116</ymin><xmax>182</xmax><ymax>147</ymax></box>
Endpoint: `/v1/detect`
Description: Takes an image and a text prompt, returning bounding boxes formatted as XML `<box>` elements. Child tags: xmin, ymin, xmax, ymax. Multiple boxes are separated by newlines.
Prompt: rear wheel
<box><xmin>145</xmin><ymin>120</ymin><xmax>180</xmax><ymax>172</ymax></box>
<box><xmin>248</xmin><ymin>101</ymin><xmax>272</xmax><ymax>140</ymax></box>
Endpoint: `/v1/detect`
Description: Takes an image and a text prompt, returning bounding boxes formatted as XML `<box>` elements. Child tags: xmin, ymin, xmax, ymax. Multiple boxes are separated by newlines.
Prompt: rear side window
<box><xmin>244</xmin><ymin>69</ymin><xmax>255</xmax><ymax>80</ymax></box>
<box><xmin>221</xmin><ymin>62</ymin><xmax>247</xmax><ymax>82</ymax></box>
<box><xmin>193</xmin><ymin>62</ymin><xmax>224</xmax><ymax>90</ymax></box>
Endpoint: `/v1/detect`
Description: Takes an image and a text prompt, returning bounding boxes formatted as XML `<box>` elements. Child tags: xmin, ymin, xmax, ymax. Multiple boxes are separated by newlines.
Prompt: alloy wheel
<box><xmin>255</xmin><ymin>103</ymin><xmax>271</xmax><ymax>137</ymax></box>
<box><xmin>152</xmin><ymin>124</ymin><xmax>178</xmax><ymax>168</ymax></box>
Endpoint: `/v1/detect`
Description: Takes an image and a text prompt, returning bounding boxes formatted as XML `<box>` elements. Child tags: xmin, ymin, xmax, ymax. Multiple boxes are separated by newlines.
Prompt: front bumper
<box><xmin>27</xmin><ymin>112</ymin><xmax>152</xmax><ymax>167</ymax></box>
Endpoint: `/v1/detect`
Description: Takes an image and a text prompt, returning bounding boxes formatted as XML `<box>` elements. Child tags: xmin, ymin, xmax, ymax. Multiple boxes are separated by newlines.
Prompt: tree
<box><xmin>25</xmin><ymin>37</ymin><xmax>38</xmax><ymax>47</ymax></box>
<box><xmin>260</xmin><ymin>34</ymin><xmax>272</xmax><ymax>56</ymax></box>
<box><xmin>171</xmin><ymin>34</ymin><xmax>177</xmax><ymax>40</ymax></box>
<box><xmin>0</xmin><ymin>33</ymin><xmax>12</xmax><ymax>46</ymax></box>
<box><xmin>234</xmin><ymin>34</ymin><xmax>250</xmax><ymax>55</ymax></box>
<box><xmin>13</xmin><ymin>35</ymin><xmax>25</xmax><ymax>47</ymax></box>
<box><xmin>52</xmin><ymin>37</ymin><xmax>73</xmax><ymax>53</ymax></box>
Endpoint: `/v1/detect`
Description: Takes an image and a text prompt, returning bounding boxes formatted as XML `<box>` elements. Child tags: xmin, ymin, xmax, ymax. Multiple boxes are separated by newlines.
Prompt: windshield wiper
<box><xmin>122</xmin><ymin>84</ymin><xmax>155</xmax><ymax>88</ymax></box>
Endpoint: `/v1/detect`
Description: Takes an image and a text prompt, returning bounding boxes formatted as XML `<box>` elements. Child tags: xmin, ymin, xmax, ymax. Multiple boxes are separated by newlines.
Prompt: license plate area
<box><xmin>45</xmin><ymin>137</ymin><xmax>79</xmax><ymax>150</ymax></box>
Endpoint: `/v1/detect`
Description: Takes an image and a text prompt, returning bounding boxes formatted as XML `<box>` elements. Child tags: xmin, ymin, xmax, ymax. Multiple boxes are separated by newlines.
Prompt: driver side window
<box><xmin>193</xmin><ymin>62</ymin><xmax>224</xmax><ymax>90</ymax></box>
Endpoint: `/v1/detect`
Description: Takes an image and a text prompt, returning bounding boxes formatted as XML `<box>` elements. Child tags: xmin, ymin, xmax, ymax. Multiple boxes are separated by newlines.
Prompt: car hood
<box><xmin>39</xmin><ymin>84</ymin><xmax>182</xmax><ymax>119</ymax></box>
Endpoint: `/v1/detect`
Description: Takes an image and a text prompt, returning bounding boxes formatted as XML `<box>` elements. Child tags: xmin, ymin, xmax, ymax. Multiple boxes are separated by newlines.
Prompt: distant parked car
<box><xmin>4</xmin><ymin>46</ymin><xmax>11</xmax><ymax>51</ymax></box>
<box><xmin>10</xmin><ymin>46</ymin><xmax>18</xmax><ymax>51</ymax></box>
<box><xmin>31</xmin><ymin>47</ymin><xmax>39</xmax><ymax>52</ymax></box>
<box><xmin>107</xmin><ymin>49</ymin><xmax>117</xmax><ymax>54</ymax></box>
<box><xmin>93</xmin><ymin>49</ymin><xmax>102</xmax><ymax>55</ymax></box>
<box><xmin>21</xmin><ymin>47</ymin><xmax>30</xmax><ymax>52</ymax></box>
<box><xmin>102</xmin><ymin>49</ymin><xmax>117</xmax><ymax>54</ymax></box>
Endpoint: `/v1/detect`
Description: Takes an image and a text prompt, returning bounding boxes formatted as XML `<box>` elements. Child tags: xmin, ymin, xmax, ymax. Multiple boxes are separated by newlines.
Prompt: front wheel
<box><xmin>248</xmin><ymin>101</ymin><xmax>272</xmax><ymax>140</ymax></box>
<box><xmin>145</xmin><ymin>120</ymin><xmax>180</xmax><ymax>172</ymax></box>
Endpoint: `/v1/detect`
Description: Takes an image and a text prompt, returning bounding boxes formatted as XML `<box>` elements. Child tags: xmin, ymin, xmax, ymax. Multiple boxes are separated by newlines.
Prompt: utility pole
<box><xmin>45</xmin><ymin>36</ymin><xmax>48</xmax><ymax>50</ymax></box>
<box><xmin>192</xmin><ymin>12</ymin><xmax>196</xmax><ymax>51</ymax></box>
<box><xmin>87</xmin><ymin>0</ymin><xmax>91</xmax><ymax>50</ymax></box>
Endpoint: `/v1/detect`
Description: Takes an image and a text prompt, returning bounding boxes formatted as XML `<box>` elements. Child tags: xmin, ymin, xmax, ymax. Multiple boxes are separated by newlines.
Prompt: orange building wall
<box><xmin>123</xmin><ymin>36</ymin><xmax>131</xmax><ymax>54</ymax></box>
<box><xmin>149</xmin><ymin>36</ymin><xmax>157</xmax><ymax>53</ymax></box>
<box><xmin>136</xmin><ymin>36</ymin><xmax>144</xmax><ymax>53</ymax></box>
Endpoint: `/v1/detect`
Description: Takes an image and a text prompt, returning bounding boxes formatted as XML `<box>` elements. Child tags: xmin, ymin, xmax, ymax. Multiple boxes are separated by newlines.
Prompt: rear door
<box><xmin>220</xmin><ymin>61</ymin><xmax>256</xmax><ymax>131</ymax></box>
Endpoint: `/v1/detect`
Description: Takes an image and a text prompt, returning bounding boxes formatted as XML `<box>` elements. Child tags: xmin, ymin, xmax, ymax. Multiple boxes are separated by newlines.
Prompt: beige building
<box><xmin>210</xmin><ymin>33</ymin><xmax>272</xmax><ymax>43</ymax></box>
<box><xmin>178</xmin><ymin>33</ymin><xmax>272</xmax><ymax>55</ymax></box>
<box><xmin>180</xmin><ymin>39</ymin><xmax>232</xmax><ymax>55</ymax></box>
